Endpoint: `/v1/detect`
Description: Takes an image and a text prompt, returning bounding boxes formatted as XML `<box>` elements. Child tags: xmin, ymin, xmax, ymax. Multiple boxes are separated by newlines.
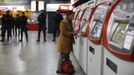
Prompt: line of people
<box><xmin>0</xmin><ymin>10</ymin><xmax>47</xmax><ymax>42</ymax></box>
<box><xmin>0</xmin><ymin>10</ymin><xmax>64</xmax><ymax>43</ymax></box>
<box><xmin>0</xmin><ymin>10</ymin><xmax>28</xmax><ymax>42</ymax></box>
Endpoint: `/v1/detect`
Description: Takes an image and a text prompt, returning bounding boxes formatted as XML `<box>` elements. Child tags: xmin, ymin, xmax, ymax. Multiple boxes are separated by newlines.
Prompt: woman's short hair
<box><xmin>66</xmin><ymin>11</ymin><xmax>74</xmax><ymax>18</ymax></box>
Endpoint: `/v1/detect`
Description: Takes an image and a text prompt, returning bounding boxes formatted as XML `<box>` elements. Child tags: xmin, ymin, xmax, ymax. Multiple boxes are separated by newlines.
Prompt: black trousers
<box><xmin>37</xmin><ymin>26</ymin><xmax>46</xmax><ymax>41</ymax></box>
<box><xmin>53</xmin><ymin>27</ymin><xmax>58</xmax><ymax>40</ymax></box>
<box><xmin>20</xmin><ymin>27</ymin><xmax>28</xmax><ymax>41</ymax></box>
<box><xmin>1</xmin><ymin>28</ymin><xmax>11</xmax><ymax>41</ymax></box>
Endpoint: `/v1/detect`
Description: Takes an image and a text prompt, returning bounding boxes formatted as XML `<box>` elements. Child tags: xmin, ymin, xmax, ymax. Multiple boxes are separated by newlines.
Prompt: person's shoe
<box><xmin>37</xmin><ymin>39</ymin><xmax>40</xmax><ymax>42</ymax></box>
<box><xmin>56</xmin><ymin>70</ymin><xmax>66</xmax><ymax>74</ymax></box>
<box><xmin>26</xmin><ymin>39</ymin><xmax>28</xmax><ymax>42</ymax></box>
<box><xmin>7</xmin><ymin>40</ymin><xmax>9</xmax><ymax>42</ymax></box>
<box><xmin>7</xmin><ymin>38</ymin><xmax>9</xmax><ymax>42</ymax></box>
<box><xmin>0</xmin><ymin>39</ymin><xmax>5</xmax><ymax>42</ymax></box>
<box><xmin>19</xmin><ymin>40</ymin><xmax>23</xmax><ymax>42</ymax></box>
<box><xmin>52</xmin><ymin>39</ymin><xmax>55</xmax><ymax>42</ymax></box>
<box><xmin>44</xmin><ymin>39</ymin><xmax>46</xmax><ymax>42</ymax></box>
<box><xmin>26</xmin><ymin>40</ymin><xmax>28</xmax><ymax>42</ymax></box>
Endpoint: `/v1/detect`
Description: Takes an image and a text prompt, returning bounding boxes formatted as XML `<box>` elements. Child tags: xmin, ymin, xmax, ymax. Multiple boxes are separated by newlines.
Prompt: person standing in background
<box><xmin>52</xmin><ymin>11</ymin><xmax>63</xmax><ymax>42</ymax></box>
<box><xmin>0</xmin><ymin>11</ymin><xmax>14</xmax><ymax>42</ymax></box>
<box><xmin>56</xmin><ymin>11</ymin><xmax>77</xmax><ymax>74</ymax></box>
<box><xmin>37</xmin><ymin>10</ymin><xmax>47</xmax><ymax>42</ymax></box>
<box><xmin>19</xmin><ymin>12</ymin><xmax>28</xmax><ymax>42</ymax></box>
<box><xmin>14</xmin><ymin>14</ymin><xmax>21</xmax><ymax>37</ymax></box>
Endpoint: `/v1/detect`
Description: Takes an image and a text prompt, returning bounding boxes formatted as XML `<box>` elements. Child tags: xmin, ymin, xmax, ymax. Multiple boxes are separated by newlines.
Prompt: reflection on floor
<box><xmin>0</xmin><ymin>31</ymin><xmax>85</xmax><ymax>75</ymax></box>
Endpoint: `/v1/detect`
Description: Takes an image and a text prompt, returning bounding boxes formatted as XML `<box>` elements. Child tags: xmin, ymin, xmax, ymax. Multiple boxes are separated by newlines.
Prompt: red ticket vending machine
<box><xmin>73</xmin><ymin>5</ymin><xmax>85</xmax><ymax>62</ymax></box>
<box><xmin>86</xmin><ymin>1</ymin><xmax>113</xmax><ymax>75</ymax></box>
<box><xmin>74</xmin><ymin>9</ymin><xmax>85</xmax><ymax>33</ymax></box>
<box><xmin>73</xmin><ymin>9</ymin><xmax>79</xmax><ymax>25</ymax></box>
<box><xmin>79</xmin><ymin>7</ymin><xmax>93</xmax><ymax>37</ymax></box>
<box><xmin>103</xmin><ymin>0</ymin><xmax>134</xmax><ymax>75</ymax></box>
<box><xmin>73</xmin><ymin>9</ymin><xmax>80</xmax><ymax>28</ymax></box>
<box><xmin>76</xmin><ymin>1</ymin><xmax>94</xmax><ymax>73</ymax></box>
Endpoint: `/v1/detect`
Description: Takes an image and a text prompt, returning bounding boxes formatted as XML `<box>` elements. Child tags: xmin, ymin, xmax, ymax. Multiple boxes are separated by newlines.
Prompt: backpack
<box><xmin>62</xmin><ymin>59</ymin><xmax>75</xmax><ymax>74</ymax></box>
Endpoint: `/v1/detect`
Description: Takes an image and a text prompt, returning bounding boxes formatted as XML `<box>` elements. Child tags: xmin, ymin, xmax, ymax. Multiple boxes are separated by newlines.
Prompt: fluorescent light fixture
<box><xmin>71</xmin><ymin>0</ymin><xmax>75</xmax><ymax>5</ymax></box>
<box><xmin>68</xmin><ymin>5</ymin><xmax>73</xmax><ymax>10</ymax></box>
<box><xmin>38</xmin><ymin>1</ymin><xmax>44</xmax><ymax>11</ymax></box>
<box><xmin>46</xmin><ymin>4</ymin><xmax>59</xmax><ymax>12</ymax></box>
<box><xmin>31</xmin><ymin>1</ymin><xmax>36</xmax><ymax>11</ymax></box>
<box><xmin>0</xmin><ymin>6</ymin><xmax>25</xmax><ymax>11</ymax></box>
<box><xmin>46</xmin><ymin>4</ymin><xmax>70</xmax><ymax>12</ymax></box>
<box><xmin>60</xmin><ymin>6</ymin><xmax>68</xmax><ymax>10</ymax></box>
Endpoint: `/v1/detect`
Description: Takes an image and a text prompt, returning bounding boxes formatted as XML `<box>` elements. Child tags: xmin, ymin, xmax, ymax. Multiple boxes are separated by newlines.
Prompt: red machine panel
<box><xmin>87</xmin><ymin>2</ymin><xmax>112</xmax><ymax>45</ymax></box>
<box><xmin>103</xmin><ymin>0</ymin><xmax>134</xmax><ymax>61</ymax></box>
<box><xmin>73</xmin><ymin>9</ymin><xmax>86</xmax><ymax>33</ymax></box>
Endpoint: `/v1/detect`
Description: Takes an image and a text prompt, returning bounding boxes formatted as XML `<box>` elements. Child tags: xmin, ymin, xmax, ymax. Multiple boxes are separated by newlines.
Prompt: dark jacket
<box><xmin>38</xmin><ymin>13</ymin><xmax>46</xmax><ymax>28</ymax></box>
<box><xmin>2</xmin><ymin>14</ymin><xmax>14</xmax><ymax>29</ymax></box>
<box><xmin>54</xmin><ymin>13</ymin><xmax>63</xmax><ymax>28</ymax></box>
<box><xmin>15</xmin><ymin>16</ymin><xmax>21</xmax><ymax>28</ymax></box>
<box><xmin>20</xmin><ymin>15</ymin><xmax>28</xmax><ymax>28</ymax></box>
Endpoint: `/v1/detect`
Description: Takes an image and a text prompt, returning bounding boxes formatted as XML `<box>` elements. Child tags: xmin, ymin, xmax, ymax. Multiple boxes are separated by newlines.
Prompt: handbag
<box><xmin>62</xmin><ymin>59</ymin><xmax>75</xmax><ymax>74</ymax></box>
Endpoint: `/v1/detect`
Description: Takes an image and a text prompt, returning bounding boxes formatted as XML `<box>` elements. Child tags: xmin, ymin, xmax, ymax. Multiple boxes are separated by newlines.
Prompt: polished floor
<box><xmin>0</xmin><ymin>31</ymin><xmax>85</xmax><ymax>75</ymax></box>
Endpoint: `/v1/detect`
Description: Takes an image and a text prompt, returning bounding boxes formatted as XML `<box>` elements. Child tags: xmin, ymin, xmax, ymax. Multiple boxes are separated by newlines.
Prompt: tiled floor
<box><xmin>0</xmin><ymin>31</ymin><xmax>85</xmax><ymax>75</ymax></box>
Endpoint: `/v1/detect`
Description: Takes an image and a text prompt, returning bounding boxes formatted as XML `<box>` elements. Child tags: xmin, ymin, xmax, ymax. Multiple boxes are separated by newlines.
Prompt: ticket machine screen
<box><xmin>110</xmin><ymin>21</ymin><xmax>128</xmax><ymax>49</ymax></box>
<box><xmin>91</xmin><ymin>20</ymin><xmax>103</xmax><ymax>39</ymax></box>
<box><xmin>75</xmin><ymin>11</ymin><xmax>83</xmax><ymax>29</ymax></box>
<box><xmin>123</xmin><ymin>29</ymin><xmax>134</xmax><ymax>50</ymax></box>
<box><xmin>90</xmin><ymin>6</ymin><xmax>109</xmax><ymax>39</ymax></box>
<box><xmin>74</xmin><ymin>10</ymin><xmax>79</xmax><ymax>20</ymax></box>
<box><xmin>104</xmin><ymin>0</ymin><xmax>134</xmax><ymax>61</ymax></box>
<box><xmin>80</xmin><ymin>8</ymin><xmax>91</xmax><ymax>33</ymax></box>
<box><xmin>109</xmin><ymin>19</ymin><xmax>134</xmax><ymax>53</ymax></box>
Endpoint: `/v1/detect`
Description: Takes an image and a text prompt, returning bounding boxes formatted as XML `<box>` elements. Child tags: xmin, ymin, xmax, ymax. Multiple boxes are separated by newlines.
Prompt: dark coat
<box><xmin>38</xmin><ymin>13</ymin><xmax>46</xmax><ymax>29</ymax></box>
<box><xmin>2</xmin><ymin>14</ymin><xmax>14</xmax><ymax>29</ymax></box>
<box><xmin>19</xmin><ymin>15</ymin><xmax>28</xmax><ymax>28</ymax></box>
<box><xmin>53</xmin><ymin>13</ymin><xmax>63</xmax><ymax>28</ymax></box>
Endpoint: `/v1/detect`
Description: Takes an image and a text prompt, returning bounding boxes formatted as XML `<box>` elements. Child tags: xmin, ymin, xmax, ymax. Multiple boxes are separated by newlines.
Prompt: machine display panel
<box><xmin>75</xmin><ymin>11</ymin><xmax>83</xmax><ymax>29</ymax></box>
<box><xmin>110</xmin><ymin>22</ymin><xmax>128</xmax><ymax>49</ymax></box>
<box><xmin>73</xmin><ymin>10</ymin><xmax>80</xmax><ymax>27</ymax></box>
<box><xmin>94</xmin><ymin>6</ymin><xmax>108</xmax><ymax>21</ymax></box>
<box><xmin>90</xmin><ymin>21</ymin><xmax>103</xmax><ymax>39</ymax></box>
<box><xmin>123</xmin><ymin>30</ymin><xmax>134</xmax><ymax>50</ymax></box>
<box><xmin>80</xmin><ymin>8</ymin><xmax>91</xmax><ymax>33</ymax></box>
<box><xmin>74</xmin><ymin>10</ymin><xmax>80</xmax><ymax>21</ymax></box>
<box><xmin>90</xmin><ymin>5</ymin><xmax>109</xmax><ymax>39</ymax></box>
<box><xmin>104</xmin><ymin>0</ymin><xmax>134</xmax><ymax>61</ymax></box>
<box><xmin>123</xmin><ymin>22</ymin><xmax>134</xmax><ymax>50</ymax></box>
<box><xmin>90</xmin><ymin>21</ymin><xmax>97</xmax><ymax>32</ymax></box>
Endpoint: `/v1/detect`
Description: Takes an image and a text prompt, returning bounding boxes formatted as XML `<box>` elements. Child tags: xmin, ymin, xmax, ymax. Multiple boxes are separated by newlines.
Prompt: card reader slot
<box><xmin>89</xmin><ymin>46</ymin><xmax>95</xmax><ymax>55</ymax></box>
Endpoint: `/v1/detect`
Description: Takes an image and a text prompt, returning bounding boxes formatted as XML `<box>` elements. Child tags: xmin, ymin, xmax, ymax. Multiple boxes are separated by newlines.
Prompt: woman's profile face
<box><xmin>69</xmin><ymin>13</ymin><xmax>75</xmax><ymax>20</ymax></box>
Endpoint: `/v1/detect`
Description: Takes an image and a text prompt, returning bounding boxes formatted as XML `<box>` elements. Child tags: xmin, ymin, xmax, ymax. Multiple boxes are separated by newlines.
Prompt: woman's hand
<box><xmin>73</xmin><ymin>32</ymin><xmax>78</xmax><ymax>35</ymax></box>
